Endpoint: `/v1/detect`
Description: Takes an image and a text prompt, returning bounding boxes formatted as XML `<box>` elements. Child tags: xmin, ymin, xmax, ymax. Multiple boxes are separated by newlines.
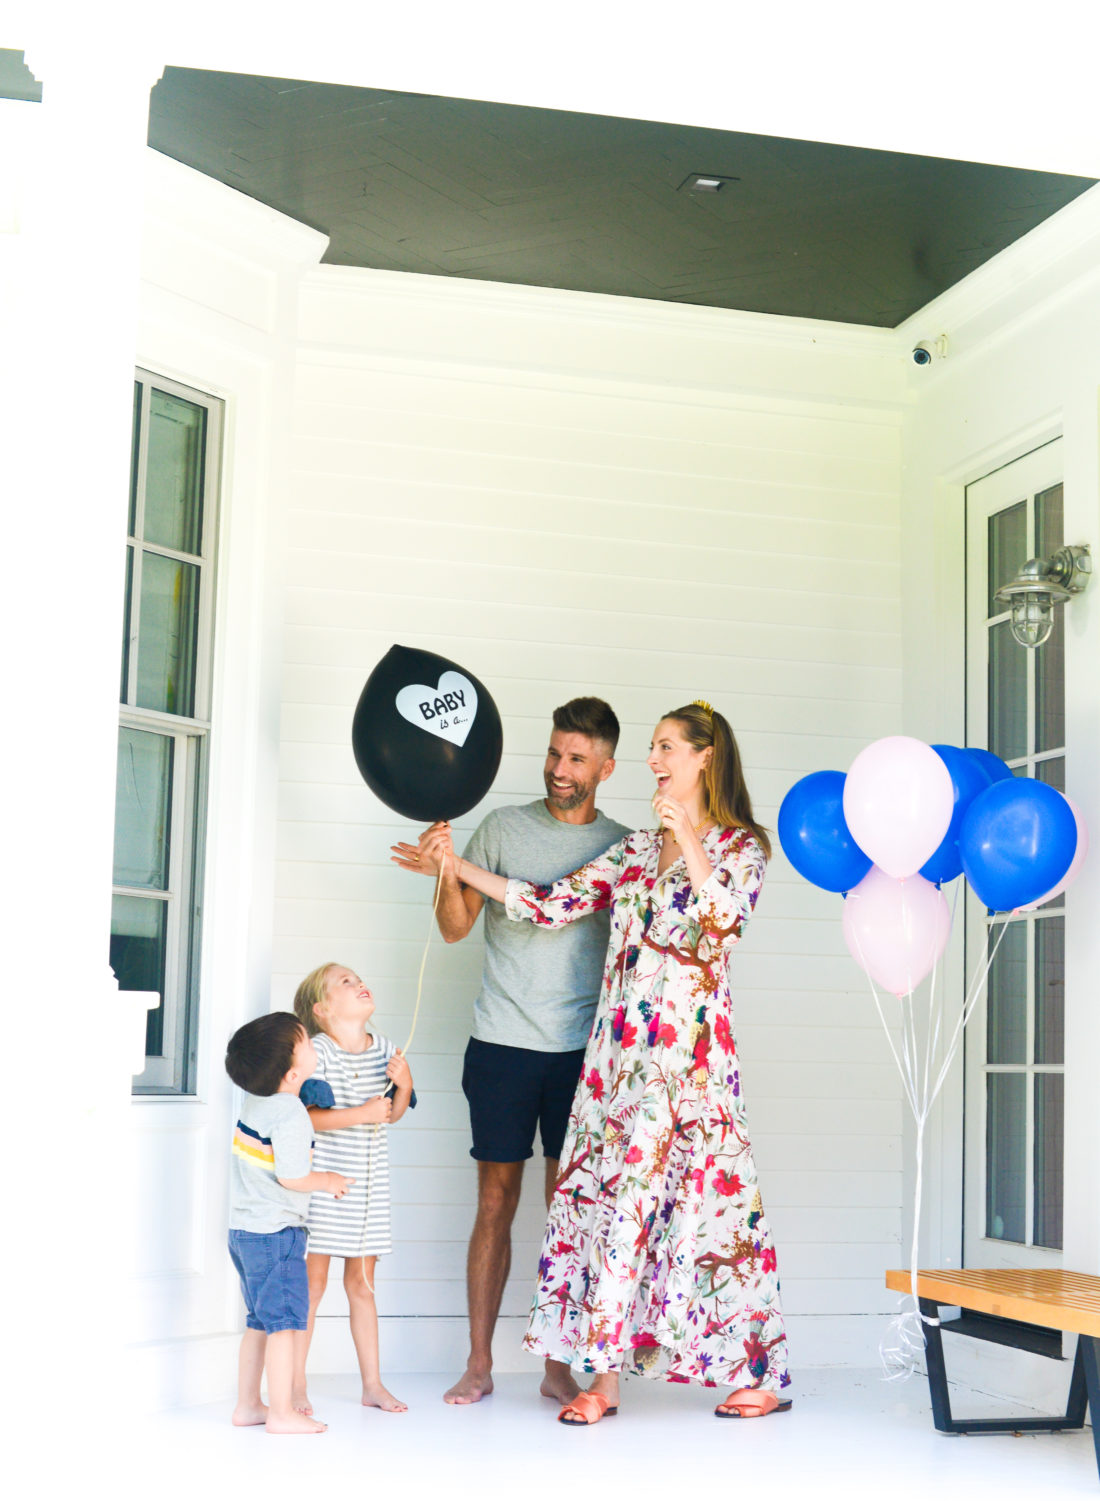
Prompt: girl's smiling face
<box><xmin>647</xmin><ymin>718</ymin><xmax>711</xmax><ymax>806</ymax></box>
<box><xmin>317</xmin><ymin>966</ymin><xmax>375</xmax><ymax>1026</ymax></box>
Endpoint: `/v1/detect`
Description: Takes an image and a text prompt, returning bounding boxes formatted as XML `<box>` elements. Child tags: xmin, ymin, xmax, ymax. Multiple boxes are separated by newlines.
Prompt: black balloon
<box><xmin>352</xmin><ymin>644</ymin><xmax>503</xmax><ymax>821</ymax></box>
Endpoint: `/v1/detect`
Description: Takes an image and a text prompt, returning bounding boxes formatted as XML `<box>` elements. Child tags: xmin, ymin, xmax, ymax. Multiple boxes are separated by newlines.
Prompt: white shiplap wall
<box><xmin>280</xmin><ymin>268</ymin><xmax>907</xmax><ymax>1373</ymax></box>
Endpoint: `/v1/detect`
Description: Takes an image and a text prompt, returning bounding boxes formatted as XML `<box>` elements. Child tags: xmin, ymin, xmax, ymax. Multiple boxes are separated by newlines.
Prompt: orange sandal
<box><xmin>558</xmin><ymin>1391</ymin><xmax>619</xmax><ymax>1426</ymax></box>
<box><xmin>715</xmin><ymin>1389</ymin><xmax>792</xmax><ymax>1419</ymax></box>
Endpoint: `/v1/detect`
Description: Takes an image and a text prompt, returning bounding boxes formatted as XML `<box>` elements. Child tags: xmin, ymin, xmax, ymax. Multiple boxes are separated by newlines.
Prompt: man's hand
<box><xmin>321</xmin><ymin>1172</ymin><xmax>354</xmax><ymax>1198</ymax></box>
<box><xmin>359</xmin><ymin>1094</ymin><xmax>394</xmax><ymax>1126</ymax></box>
<box><xmin>386</xmin><ymin>1050</ymin><xmax>413</xmax><ymax>1092</ymax></box>
<box><xmin>390</xmin><ymin>821</ymin><xmax>454</xmax><ymax>877</ymax></box>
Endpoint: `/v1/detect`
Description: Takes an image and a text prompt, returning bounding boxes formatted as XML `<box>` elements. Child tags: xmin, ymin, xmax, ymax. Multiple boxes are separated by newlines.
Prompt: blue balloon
<box><xmin>919</xmin><ymin>745</ymin><xmax>994</xmax><ymax>884</ymax></box>
<box><xmin>966</xmin><ymin>747</ymin><xmax>1013</xmax><ymax>785</ymax></box>
<box><xmin>778</xmin><ymin>770</ymin><xmax>872</xmax><ymax>893</ymax></box>
<box><xmin>959</xmin><ymin>778</ymin><xmax>1077</xmax><ymax>911</ymax></box>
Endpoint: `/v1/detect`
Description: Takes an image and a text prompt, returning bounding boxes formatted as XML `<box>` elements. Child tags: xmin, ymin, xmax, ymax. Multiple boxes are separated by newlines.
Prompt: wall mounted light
<box><xmin>994</xmin><ymin>543</ymin><xmax>1092</xmax><ymax>647</ymax></box>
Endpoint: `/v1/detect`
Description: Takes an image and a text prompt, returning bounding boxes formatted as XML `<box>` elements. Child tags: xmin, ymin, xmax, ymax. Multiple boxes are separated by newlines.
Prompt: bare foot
<box><xmin>231</xmin><ymin>1401</ymin><xmax>268</xmax><ymax>1427</ymax></box>
<box><xmin>265</xmin><ymin>1409</ymin><xmax>327</xmax><ymax>1434</ymax></box>
<box><xmin>291</xmin><ymin>1387</ymin><xmax>313</xmax><ymax>1417</ymax></box>
<box><xmin>362</xmin><ymin>1382</ymin><xmax>408</xmax><ymax>1413</ymax></box>
<box><xmin>540</xmin><ymin>1361</ymin><xmax>580</xmax><ymax>1404</ymax></box>
<box><xmin>443</xmin><ymin>1367</ymin><xmax>494</xmax><ymax>1404</ymax></box>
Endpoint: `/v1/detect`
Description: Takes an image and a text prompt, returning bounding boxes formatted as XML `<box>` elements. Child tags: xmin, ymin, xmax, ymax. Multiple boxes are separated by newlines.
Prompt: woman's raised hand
<box><xmin>390</xmin><ymin>821</ymin><xmax>454</xmax><ymax>876</ymax></box>
<box><xmin>652</xmin><ymin>790</ymin><xmax>692</xmax><ymax>843</ymax></box>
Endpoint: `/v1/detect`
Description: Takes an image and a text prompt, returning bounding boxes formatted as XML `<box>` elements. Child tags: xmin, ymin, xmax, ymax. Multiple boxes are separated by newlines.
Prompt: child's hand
<box><xmin>359</xmin><ymin>1094</ymin><xmax>394</xmax><ymax>1125</ymax></box>
<box><xmin>323</xmin><ymin>1172</ymin><xmax>354</xmax><ymax>1198</ymax></box>
<box><xmin>386</xmin><ymin>1050</ymin><xmax>413</xmax><ymax>1091</ymax></box>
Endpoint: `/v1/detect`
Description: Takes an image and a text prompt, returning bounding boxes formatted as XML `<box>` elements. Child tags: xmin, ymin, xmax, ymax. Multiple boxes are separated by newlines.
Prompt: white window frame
<box><xmin>116</xmin><ymin>369</ymin><xmax>221</xmax><ymax>1095</ymax></box>
<box><xmin>963</xmin><ymin>437</ymin><xmax>1065</xmax><ymax>1269</ymax></box>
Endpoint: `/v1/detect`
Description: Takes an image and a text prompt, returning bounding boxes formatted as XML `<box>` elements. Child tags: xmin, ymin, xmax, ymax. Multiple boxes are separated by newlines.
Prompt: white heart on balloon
<box><xmin>395</xmin><ymin>671</ymin><xmax>478</xmax><ymax>747</ymax></box>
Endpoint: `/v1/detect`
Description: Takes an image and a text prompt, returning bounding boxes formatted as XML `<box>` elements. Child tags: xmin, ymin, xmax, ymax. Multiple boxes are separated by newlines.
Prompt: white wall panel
<box><xmin>282</xmin><ymin>267</ymin><xmax>905</xmax><ymax>1372</ymax></box>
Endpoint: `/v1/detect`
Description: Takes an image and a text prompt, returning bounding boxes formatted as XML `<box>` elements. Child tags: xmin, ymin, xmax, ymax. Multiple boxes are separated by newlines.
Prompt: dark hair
<box><xmin>225</xmin><ymin>1012</ymin><xmax>305</xmax><ymax>1096</ymax></box>
<box><xmin>552</xmin><ymin>696</ymin><xmax>620</xmax><ymax>754</ymax></box>
<box><xmin>663</xmin><ymin>703</ymin><xmax>771</xmax><ymax>859</ymax></box>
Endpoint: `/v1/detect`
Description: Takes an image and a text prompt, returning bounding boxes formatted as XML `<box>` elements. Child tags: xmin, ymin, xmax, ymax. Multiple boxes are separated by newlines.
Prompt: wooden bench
<box><xmin>885</xmin><ymin>1269</ymin><xmax>1100</xmax><ymax>1481</ymax></box>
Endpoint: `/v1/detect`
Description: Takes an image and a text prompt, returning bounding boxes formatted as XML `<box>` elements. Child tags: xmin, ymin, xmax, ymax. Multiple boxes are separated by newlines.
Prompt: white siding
<box><xmin>281</xmin><ymin>269</ymin><xmax>907</xmax><ymax>1370</ymax></box>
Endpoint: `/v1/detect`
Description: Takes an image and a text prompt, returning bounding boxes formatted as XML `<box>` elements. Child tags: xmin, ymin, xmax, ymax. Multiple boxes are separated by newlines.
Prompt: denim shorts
<box><xmin>462</xmin><ymin>1037</ymin><xmax>586</xmax><ymax>1162</ymax></box>
<box><xmin>228</xmin><ymin>1226</ymin><xmax>309</xmax><ymax>1334</ymax></box>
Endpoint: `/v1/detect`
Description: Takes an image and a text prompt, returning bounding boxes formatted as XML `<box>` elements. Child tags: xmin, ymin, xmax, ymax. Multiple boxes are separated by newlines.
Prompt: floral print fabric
<box><xmin>512</xmin><ymin>826</ymin><xmax>790</xmax><ymax>1393</ymax></box>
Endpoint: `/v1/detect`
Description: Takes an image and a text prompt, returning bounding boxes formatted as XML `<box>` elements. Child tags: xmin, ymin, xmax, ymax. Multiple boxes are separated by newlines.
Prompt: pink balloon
<box><xmin>1018</xmin><ymin>794</ymin><xmax>1089</xmax><ymax>910</ymax></box>
<box><xmin>842</xmin><ymin>866</ymin><xmax>952</xmax><ymax>996</ymax></box>
<box><xmin>843</xmin><ymin>736</ymin><xmax>954</xmax><ymax>879</ymax></box>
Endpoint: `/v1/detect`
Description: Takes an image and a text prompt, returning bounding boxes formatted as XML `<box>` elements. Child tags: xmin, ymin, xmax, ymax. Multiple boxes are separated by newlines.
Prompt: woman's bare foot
<box><xmin>362</xmin><ymin>1382</ymin><xmax>407</xmax><ymax>1412</ymax></box>
<box><xmin>231</xmin><ymin>1401</ymin><xmax>268</xmax><ymax>1427</ymax></box>
<box><xmin>443</xmin><ymin>1366</ymin><xmax>493</xmax><ymax>1404</ymax></box>
<box><xmin>265</xmin><ymin>1409</ymin><xmax>327</xmax><ymax>1434</ymax></box>
<box><xmin>291</xmin><ymin>1387</ymin><xmax>313</xmax><ymax>1416</ymax></box>
<box><xmin>540</xmin><ymin>1360</ymin><xmax>580</xmax><ymax>1404</ymax></box>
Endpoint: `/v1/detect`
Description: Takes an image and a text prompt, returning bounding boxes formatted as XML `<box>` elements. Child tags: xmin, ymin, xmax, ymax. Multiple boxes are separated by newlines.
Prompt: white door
<box><xmin>964</xmin><ymin>439</ymin><xmax>1066</xmax><ymax>1270</ymax></box>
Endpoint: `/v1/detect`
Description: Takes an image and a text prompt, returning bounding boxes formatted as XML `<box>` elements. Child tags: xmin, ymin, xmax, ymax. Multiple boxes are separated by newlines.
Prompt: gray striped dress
<box><xmin>306</xmin><ymin>1032</ymin><xmax>396</xmax><ymax>1256</ymax></box>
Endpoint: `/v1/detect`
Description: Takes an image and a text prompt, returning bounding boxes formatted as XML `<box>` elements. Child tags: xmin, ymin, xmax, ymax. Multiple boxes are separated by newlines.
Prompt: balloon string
<box><xmin>358</xmin><ymin>869</ymin><xmax>444</xmax><ymax>1295</ymax></box>
<box><xmin>849</xmin><ymin>895</ymin><xmax>1014</xmax><ymax>1380</ymax></box>
<box><xmin>401</xmin><ymin>860</ymin><xmax>443</xmax><ymax>1057</ymax></box>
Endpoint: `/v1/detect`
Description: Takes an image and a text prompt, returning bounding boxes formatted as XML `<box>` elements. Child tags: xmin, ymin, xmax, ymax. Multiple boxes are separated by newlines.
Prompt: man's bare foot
<box><xmin>540</xmin><ymin>1361</ymin><xmax>580</xmax><ymax>1404</ymax></box>
<box><xmin>291</xmin><ymin>1388</ymin><xmax>313</xmax><ymax>1416</ymax></box>
<box><xmin>265</xmin><ymin>1410</ymin><xmax>327</xmax><ymax>1434</ymax></box>
<box><xmin>362</xmin><ymin>1382</ymin><xmax>408</xmax><ymax>1413</ymax></box>
<box><xmin>231</xmin><ymin>1401</ymin><xmax>268</xmax><ymax>1427</ymax></box>
<box><xmin>443</xmin><ymin>1367</ymin><xmax>494</xmax><ymax>1404</ymax></box>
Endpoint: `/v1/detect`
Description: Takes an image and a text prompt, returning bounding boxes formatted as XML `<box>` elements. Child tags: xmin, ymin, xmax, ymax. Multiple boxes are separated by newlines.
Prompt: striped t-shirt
<box><xmin>306</xmin><ymin>1032</ymin><xmax>397</xmax><ymax>1256</ymax></box>
<box><xmin>228</xmin><ymin>1091</ymin><xmax>314</xmax><ymax>1234</ymax></box>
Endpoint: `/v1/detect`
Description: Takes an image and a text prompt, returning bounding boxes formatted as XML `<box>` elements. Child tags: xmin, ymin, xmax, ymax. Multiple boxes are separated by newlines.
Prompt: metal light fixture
<box><xmin>994</xmin><ymin>543</ymin><xmax>1092</xmax><ymax>648</ymax></box>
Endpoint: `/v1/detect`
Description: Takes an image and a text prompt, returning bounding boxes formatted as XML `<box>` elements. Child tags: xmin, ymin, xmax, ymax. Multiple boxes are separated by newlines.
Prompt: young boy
<box><xmin>225</xmin><ymin>1012</ymin><xmax>354</xmax><ymax>1434</ymax></box>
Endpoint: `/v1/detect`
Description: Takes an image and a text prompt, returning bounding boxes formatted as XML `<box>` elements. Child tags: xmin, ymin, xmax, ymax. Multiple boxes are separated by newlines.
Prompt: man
<box><xmin>392</xmin><ymin>696</ymin><xmax>629</xmax><ymax>1405</ymax></box>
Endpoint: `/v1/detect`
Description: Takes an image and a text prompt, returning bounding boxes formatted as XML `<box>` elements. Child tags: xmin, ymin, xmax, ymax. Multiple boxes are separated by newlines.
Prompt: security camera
<box><xmin>912</xmin><ymin>342</ymin><xmax>933</xmax><ymax>366</ymax></box>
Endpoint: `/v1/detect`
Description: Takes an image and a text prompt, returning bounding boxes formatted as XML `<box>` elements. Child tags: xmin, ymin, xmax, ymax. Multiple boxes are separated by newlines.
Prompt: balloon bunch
<box><xmin>779</xmin><ymin>736</ymin><xmax>1084</xmax><ymax>996</ymax></box>
<box><xmin>779</xmin><ymin>735</ymin><xmax>1087</xmax><ymax>1380</ymax></box>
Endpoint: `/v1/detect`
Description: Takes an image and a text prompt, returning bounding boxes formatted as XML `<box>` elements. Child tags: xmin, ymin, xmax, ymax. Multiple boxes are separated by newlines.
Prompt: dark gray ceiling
<box><xmin>4</xmin><ymin>51</ymin><xmax>1094</xmax><ymax>327</ymax></box>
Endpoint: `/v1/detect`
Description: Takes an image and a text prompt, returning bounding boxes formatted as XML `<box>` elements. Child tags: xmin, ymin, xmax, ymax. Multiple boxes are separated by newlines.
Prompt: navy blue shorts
<box><xmin>228</xmin><ymin>1226</ymin><xmax>309</xmax><ymax>1334</ymax></box>
<box><xmin>462</xmin><ymin>1037</ymin><xmax>586</xmax><ymax>1163</ymax></box>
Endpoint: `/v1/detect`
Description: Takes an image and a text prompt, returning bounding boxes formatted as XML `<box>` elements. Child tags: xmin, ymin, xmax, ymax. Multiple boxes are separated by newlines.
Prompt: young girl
<box><xmin>291</xmin><ymin>962</ymin><xmax>414</xmax><ymax>1414</ymax></box>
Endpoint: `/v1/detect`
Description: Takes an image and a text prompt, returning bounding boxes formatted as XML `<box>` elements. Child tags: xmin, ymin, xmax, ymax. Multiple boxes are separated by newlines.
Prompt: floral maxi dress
<box><xmin>514</xmin><ymin>826</ymin><xmax>790</xmax><ymax>1393</ymax></box>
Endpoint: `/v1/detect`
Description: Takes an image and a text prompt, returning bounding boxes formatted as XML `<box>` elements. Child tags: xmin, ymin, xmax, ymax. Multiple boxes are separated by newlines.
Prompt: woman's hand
<box><xmin>652</xmin><ymin>790</ymin><xmax>692</xmax><ymax>844</ymax></box>
<box><xmin>390</xmin><ymin>821</ymin><xmax>453</xmax><ymax>877</ymax></box>
<box><xmin>386</xmin><ymin>1051</ymin><xmax>413</xmax><ymax>1091</ymax></box>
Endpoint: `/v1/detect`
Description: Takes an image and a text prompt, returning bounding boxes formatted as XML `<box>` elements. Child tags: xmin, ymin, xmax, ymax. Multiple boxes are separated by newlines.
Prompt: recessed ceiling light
<box><xmin>678</xmin><ymin>172</ymin><xmax>739</xmax><ymax>193</ymax></box>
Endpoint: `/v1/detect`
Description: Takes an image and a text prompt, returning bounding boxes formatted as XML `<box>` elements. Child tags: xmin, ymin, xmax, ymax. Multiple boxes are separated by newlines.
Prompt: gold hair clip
<box><xmin>692</xmin><ymin>698</ymin><xmax>714</xmax><ymax>715</ymax></box>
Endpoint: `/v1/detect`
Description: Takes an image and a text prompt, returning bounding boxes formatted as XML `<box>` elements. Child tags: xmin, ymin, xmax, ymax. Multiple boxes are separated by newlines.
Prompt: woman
<box><xmin>421</xmin><ymin>702</ymin><xmax>790</xmax><ymax>1425</ymax></box>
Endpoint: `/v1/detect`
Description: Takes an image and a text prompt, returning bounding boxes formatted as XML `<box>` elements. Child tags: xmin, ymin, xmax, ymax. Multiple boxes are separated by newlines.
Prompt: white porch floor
<box><xmin>122</xmin><ymin>1367</ymin><xmax>1096</xmax><ymax>1500</ymax></box>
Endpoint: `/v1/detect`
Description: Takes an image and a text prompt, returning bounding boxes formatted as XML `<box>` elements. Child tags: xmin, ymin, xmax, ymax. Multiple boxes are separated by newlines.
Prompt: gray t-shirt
<box><xmin>464</xmin><ymin>799</ymin><xmax>630</xmax><ymax>1053</ymax></box>
<box><xmin>228</xmin><ymin>1090</ymin><xmax>314</xmax><ymax>1234</ymax></box>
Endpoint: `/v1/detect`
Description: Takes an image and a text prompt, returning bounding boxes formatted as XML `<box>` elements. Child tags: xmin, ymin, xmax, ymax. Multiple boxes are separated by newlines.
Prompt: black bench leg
<box><xmin>918</xmin><ymin>1298</ymin><xmax>1096</xmax><ymax>1471</ymax></box>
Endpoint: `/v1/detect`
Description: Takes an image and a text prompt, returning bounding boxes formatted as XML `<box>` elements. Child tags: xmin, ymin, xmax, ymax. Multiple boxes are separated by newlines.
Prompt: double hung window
<box><xmin>112</xmin><ymin>371</ymin><xmax>221</xmax><ymax>1094</ymax></box>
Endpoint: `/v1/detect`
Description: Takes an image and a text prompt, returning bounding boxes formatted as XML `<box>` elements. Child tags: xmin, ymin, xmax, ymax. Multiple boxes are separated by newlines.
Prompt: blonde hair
<box><xmin>293</xmin><ymin>962</ymin><xmax>339</xmax><ymax>1037</ymax></box>
<box><xmin>663</xmin><ymin>703</ymin><xmax>771</xmax><ymax>859</ymax></box>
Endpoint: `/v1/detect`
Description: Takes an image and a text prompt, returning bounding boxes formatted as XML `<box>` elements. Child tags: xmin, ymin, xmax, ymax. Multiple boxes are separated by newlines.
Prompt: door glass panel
<box><xmin>145</xmin><ymin>389</ymin><xmax>206</xmax><ymax>554</ymax></box>
<box><xmin>1034</xmin><ymin>917</ymin><xmax>1065</xmax><ymax>1065</ymax></box>
<box><xmin>1033</xmin><ymin>1073</ymin><xmax>1064</xmax><ymax>1250</ymax></box>
<box><xmin>1035</xmin><ymin>610</ymin><xmax>1064</xmax><ymax>753</ymax></box>
<box><xmin>129</xmin><ymin>381</ymin><xmax>141</xmax><ymax>537</ymax></box>
<box><xmin>987</xmin><ymin>500</ymin><xmax>1027</xmax><ymax>616</ymax></box>
<box><xmin>988</xmin><ymin>621</ymin><xmax>1026</xmax><ymax>761</ymax></box>
<box><xmin>110</xmin><ymin>894</ymin><xmax>168</xmax><ymax>1055</ymax></box>
<box><xmin>1035</xmin><ymin>756</ymin><xmax>1065</xmax><ymax>793</ymax></box>
<box><xmin>987</xmin><ymin>921</ymin><xmax>1027</xmax><ymax>1065</ymax></box>
<box><xmin>114</xmin><ymin>729</ymin><xmax>173</xmax><ymax>889</ymax></box>
<box><xmin>1034</xmin><ymin>482</ymin><xmax>1063</xmax><ymax>561</ymax></box>
<box><xmin>121</xmin><ymin>545</ymin><xmax>134</xmax><ymax>703</ymax></box>
<box><xmin>136</xmin><ymin>552</ymin><xmax>200</xmax><ymax>717</ymax></box>
<box><xmin>987</xmin><ymin>1072</ymin><xmax>1026</xmax><ymax>1242</ymax></box>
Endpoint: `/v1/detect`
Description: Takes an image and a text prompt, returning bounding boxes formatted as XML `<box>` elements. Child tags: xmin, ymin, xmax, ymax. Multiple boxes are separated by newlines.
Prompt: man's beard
<box><xmin>544</xmin><ymin>772</ymin><xmax>594</xmax><ymax>811</ymax></box>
